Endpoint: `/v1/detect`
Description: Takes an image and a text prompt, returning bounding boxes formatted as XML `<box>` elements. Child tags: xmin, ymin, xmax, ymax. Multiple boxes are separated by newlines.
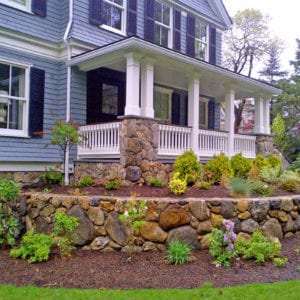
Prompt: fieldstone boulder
<box><xmin>85</xmin><ymin>236</ymin><xmax>110</xmax><ymax>251</ymax></box>
<box><xmin>167</xmin><ymin>225</ymin><xmax>200</xmax><ymax>250</ymax></box>
<box><xmin>222</xmin><ymin>201</ymin><xmax>235</xmax><ymax>219</ymax></box>
<box><xmin>68</xmin><ymin>205</ymin><xmax>95</xmax><ymax>246</ymax></box>
<box><xmin>200</xmin><ymin>234</ymin><xmax>210</xmax><ymax>249</ymax></box>
<box><xmin>88</xmin><ymin>207</ymin><xmax>105</xmax><ymax>226</ymax></box>
<box><xmin>237</xmin><ymin>199</ymin><xmax>248</xmax><ymax>212</ymax></box>
<box><xmin>197</xmin><ymin>220</ymin><xmax>212</xmax><ymax>234</ymax></box>
<box><xmin>142</xmin><ymin>241</ymin><xmax>157</xmax><ymax>251</ymax></box>
<box><xmin>294</xmin><ymin>216</ymin><xmax>300</xmax><ymax>231</ymax></box>
<box><xmin>35</xmin><ymin>216</ymin><xmax>52</xmax><ymax>234</ymax></box>
<box><xmin>269</xmin><ymin>199</ymin><xmax>281</xmax><ymax>211</ymax></box>
<box><xmin>240</xmin><ymin>219</ymin><xmax>259</xmax><ymax>234</ymax></box>
<box><xmin>105</xmin><ymin>212</ymin><xmax>129</xmax><ymax>246</ymax></box>
<box><xmin>189</xmin><ymin>200</ymin><xmax>209</xmax><ymax>221</ymax></box>
<box><xmin>126</xmin><ymin>166</ymin><xmax>141</xmax><ymax>182</ymax></box>
<box><xmin>283</xmin><ymin>215</ymin><xmax>294</xmax><ymax>233</ymax></box>
<box><xmin>249</xmin><ymin>200</ymin><xmax>269</xmax><ymax>222</ymax></box>
<box><xmin>159</xmin><ymin>205</ymin><xmax>190</xmax><ymax>231</ymax></box>
<box><xmin>262</xmin><ymin>218</ymin><xmax>283</xmax><ymax>239</ymax></box>
<box><xmin>281</xmin><ymin>199</ymin><xmax>294</xmax><ymax>212</ymax></box>
<box><xmin>140</xmin><ymin>222</ymin><xmax>168</xmax><ymax>243</ymax></box>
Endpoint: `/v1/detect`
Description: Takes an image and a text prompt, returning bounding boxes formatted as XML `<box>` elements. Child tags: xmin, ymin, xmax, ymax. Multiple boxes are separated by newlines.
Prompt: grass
<box><xmin>0</xmin><ymin>280</ymin><xmax>300</xmax><ymax>300</ymax></box>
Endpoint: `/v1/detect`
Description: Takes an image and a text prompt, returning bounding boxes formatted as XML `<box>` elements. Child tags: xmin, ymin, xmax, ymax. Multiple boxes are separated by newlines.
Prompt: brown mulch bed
<box><xmin>22</xmin><ymin>183</ymin><xmax>297</xmax><ymax>198</ymax></box>
<box><xmin>0</xmin><ymin>234</ymin><xmax>300</xmax><ymax>289</ymax></box>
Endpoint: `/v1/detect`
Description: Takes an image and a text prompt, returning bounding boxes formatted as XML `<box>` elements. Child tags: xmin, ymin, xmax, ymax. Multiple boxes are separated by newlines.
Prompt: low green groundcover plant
<box><xmin>78</xmin><ymin>175</ymin><xmax>94</xmax><ymax>187</ymax></box>
<box><xmin>235</xmin><ymin>230</ymin><xmax>282</xmax><ymax>264</ymax></box>
<box><xmin>105</xmin><ymin>177</ymin><xmax>122</xmax><ymax>190</ymax></box>
<box><xmin>40</xmin><ymin>168</ymin><xmax>63</xmax><ymax>185</ymax></box>
<box><xmin>149</xmin><ymin>178</ymin><xmax>164</xmax><ymax>187</ymax></box>
<box><xmin>168</xmin><ymin>172</ymin><xmax>187</xmax><ymax>195</ymax></box>
<box><xmin>167</xmin><ymin>240</ymin><xmax>191</xmax><ymax>265</ymax></box>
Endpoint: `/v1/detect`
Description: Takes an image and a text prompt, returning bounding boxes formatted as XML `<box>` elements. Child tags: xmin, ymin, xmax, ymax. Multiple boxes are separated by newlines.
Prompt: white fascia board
<box><xmin>208</xmin><ymin>0</ymin><xmax>232</xmax><ymax>29</ymax></box>
<box><xmin>69</xmin><ymin>37</ymin><xmax>281</xmax><ymax>96</ymax></box>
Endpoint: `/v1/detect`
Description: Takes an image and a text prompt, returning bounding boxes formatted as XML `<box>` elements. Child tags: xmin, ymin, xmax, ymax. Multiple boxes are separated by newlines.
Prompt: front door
<box><xmin>87</xmin><ymin>68</ymin><xmax>125</xmax><ymax>124</ymax></box>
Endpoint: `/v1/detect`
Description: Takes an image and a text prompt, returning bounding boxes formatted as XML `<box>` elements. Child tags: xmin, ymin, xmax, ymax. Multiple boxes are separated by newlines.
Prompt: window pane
<box><xmin>0</xmin><ymin>94</ymin><xmax>8</xmax><ymax>128</ymax></box>
<box><xmin>162</xmin><ymin>5</ymin><xmax>170</xmax><ymax>25</ymax></box>
<box><xmin>12</xmin><ymin>0</ymin><xmax>26</xmax><ymax>5</ymax></box>
<box><xmin>113</xmin><ymin>0</ymin><xmax>123</xmax><ymax>5</ymax></box>
<box><xmin>154</xmin><ymin>24</ymin><xmax>161</xmax><ymax>45</ymax></box>
<box><xmin>199</xmin><ymin>101</ymin><xmax>207</xmax><ymax>128</ymax></box>
<box><xmin>8</xmin><ymin>98</ymin><xmax>23</xmax><ymax>130</ymax></box>
<box><xmin>161</xmin><ymin>26</ymin><xmax>169</xmax><ymax>47</ymax></box>
<box><xmin>111</xmin><ymin>6</ymin><xmax>122</xmax><ymax>30</ymax></box>
<box><xmin>102</xmin><ymin>84</ymin><xmax>118</xmax><ymax>115</ymax></box>
<box><xmin>155</xmin><ymin>1</ymin><xmax>162</xmax><ymax>23</ymax></box>
<box><xmin>102</xmin><ymin>3</ymin><xmax>112</xmax><ymax>27</ymax></box>
<box><xmin>154</xmin><ymin>90</ymin><xmax>170</xmax><ymax>121</ymax></box>
<box><xmin>11</xmin><ymin>67</ymin><xmax>25</xmax><ymax>98</ymax></box>
<box><xmin>0</xmin><ymin>63</ymin><xmax>10</xmax><ymax>94</ymax></box>
<box><xmin>195</xmin><ymin>41</ymin><xmax>206</xmax><ymax>60</ymax></box>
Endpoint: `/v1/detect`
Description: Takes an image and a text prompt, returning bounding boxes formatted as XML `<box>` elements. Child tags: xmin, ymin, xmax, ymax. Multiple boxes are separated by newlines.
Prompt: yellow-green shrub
<box><xmin>204</xmin><ymin>153</ymin><xmax>233</xmax><ymax>184</ymax></box>
<box><xmin>231</xmin><ymin>153</ymin><xmax>252</xmax><ymax>178</ymax></box>
<box><xmin>168</xmin><ymin>172</ymin><xmax>187</xmax><ymax>195</ymax></box>
<box><xmin>173</xmin><ymin>150</ymin><xmax>202</xmax><ymax>185</ymax></box>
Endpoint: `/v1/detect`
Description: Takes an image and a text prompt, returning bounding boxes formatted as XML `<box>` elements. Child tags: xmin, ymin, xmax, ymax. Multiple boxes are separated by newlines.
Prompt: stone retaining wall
<box><xmin>23</xmin><ymin>193</ymin><xmax>300</xmax><ymax>252</ymax></box>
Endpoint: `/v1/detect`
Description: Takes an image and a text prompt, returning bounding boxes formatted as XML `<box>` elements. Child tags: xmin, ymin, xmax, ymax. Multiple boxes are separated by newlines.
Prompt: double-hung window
<box><xmin>195</xmin><ymin>18</ymin><xmax>208</xmax><ymax>60</ymax></box>
<box><xmin>0</xmin><ymin>61</ymin><xmax>29</xmax><ymax>136</ymax></box>
<box><xmin>0</xmin><ymin>0</ymin><xmax>31</xmax><ymax>12</ymax></box>
<box><xmin>101</xmin><ymin>0</ymin><xmax>126</xmax><ymax>34</ymax></box>
<box><xmin>154</xmin><ymin>86</ymin><xmax>172</xmax><ymax>122</ymax></box>
<box><xmin>199</xmin><ymin>97</ymin><xmax>208</xmax><ymax>129</ymax></box>
<box><xmin>154</xmin><ymin>1</ymin><xmax>172</xmax><ymax>47</ymax></box>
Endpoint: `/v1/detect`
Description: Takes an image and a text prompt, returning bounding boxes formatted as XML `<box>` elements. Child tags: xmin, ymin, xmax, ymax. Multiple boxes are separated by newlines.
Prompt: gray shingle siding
<box><xmin>0</xmin><ymin>0</ymin><xmax>68</xmax><ymax>42</ymax></box>
<box><xmin>0</xmin><ymin>48</ymin><xmax>66</xmax><ymax>163</ymax></box>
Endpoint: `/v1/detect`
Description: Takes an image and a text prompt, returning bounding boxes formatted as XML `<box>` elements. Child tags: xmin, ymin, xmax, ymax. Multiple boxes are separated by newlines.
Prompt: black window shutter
<box><xmin>208</xmin><ymin>98</ymin><xmax>215</xmax><ymax>130</ymax></box>
<box><xmin>173</xmin><ymin>9</ymin><xmax>181</xmax><ymax>51</ymax></box>
<box><xmin>214</xmin><ymin>102</ymin><xmax>220</xmax><ymax>130</ymax></box>
<box><xmin>127</xmin><ymin>0</ymin><xmax>137</xmax><ymax>36</ymax></box>
<box><xmin>89</xmin><ymin>0</ymin><xmax>102</xmax><ymax>25</ymax></box>
<box><xmin>144</xmin><ymin>0</ymin><xmax>155</xmax><ymax>42</ymax></box>
<box><xmin>184</xmin><ymin>95</ymin><xmax>188</xmax><ymax>126</ymax></box>
<box><xmin>186</xmin><ymin>13</ymin><xmax>195</xmax><ymax>57</ymax></box>
<box><xmin>209</xmin><ymin>26</ymin><xmax>216</xmax><ymax>64</ymax></box>
<box><xmin>171</xmin><ymin>93</ymin><xmax>180</xmax><ymax>125</ymax></box>
<box><xmin>87</xmin><ymin>70</ymin><xmax>101</xmax><ymax>124</ymax></box>
<box><xmin>31</xmin><ymin>0</ymin><xmax>47</xmax><ymax>17</ymax></box>
<box><xmin>29</xmin><ymin>68</ymin><xmax>45</xmax><ymax>138</ymax></box>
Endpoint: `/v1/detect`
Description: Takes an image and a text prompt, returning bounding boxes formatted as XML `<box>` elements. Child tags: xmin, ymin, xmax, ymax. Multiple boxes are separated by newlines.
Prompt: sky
<box><xmin>222</xmin><ymin>0</ymin><xmax>299</xmax><ymax>74</ymax></box>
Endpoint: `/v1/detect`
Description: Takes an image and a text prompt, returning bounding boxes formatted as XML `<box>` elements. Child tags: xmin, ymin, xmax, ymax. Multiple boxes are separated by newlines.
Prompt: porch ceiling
<box><xmin>69</xmin><ymin>37</ymin><xmax>281</xmax><ymax>101</ymax></box>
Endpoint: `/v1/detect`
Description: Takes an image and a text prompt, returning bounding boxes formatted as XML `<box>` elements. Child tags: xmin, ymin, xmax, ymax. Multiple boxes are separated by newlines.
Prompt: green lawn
<box><xmin>0</xmin><ymin>280</ymin><xmax>299</xmax><ymax>300</ymax></box>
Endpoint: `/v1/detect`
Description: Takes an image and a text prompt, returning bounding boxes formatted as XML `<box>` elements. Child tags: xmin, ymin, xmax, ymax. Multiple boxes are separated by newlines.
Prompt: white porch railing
<box><xmin>77</xmin><ymin>122</ymin><xmax>120</xmax><ymax>159</ymax></box>
<box><xmin>158</xmin><ymin>124</ymin><xmax>191</xmax><ymax>157</ymax></box>
<box><xmin>234</xmin><ymin>133</ymin><xmax>257</xmax><ymax>158</ymax></box>
<box><xmin>198</xmin><ymin>129</ymin><xmax>228</xmax><ymax>157</ymax></box>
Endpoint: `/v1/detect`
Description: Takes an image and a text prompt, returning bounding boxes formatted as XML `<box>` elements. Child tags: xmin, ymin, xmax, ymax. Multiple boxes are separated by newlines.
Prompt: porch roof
<box><xmin>68</xmin><ymin>36</ymin><xmax>281</xmax><ymax>100</ymax></box>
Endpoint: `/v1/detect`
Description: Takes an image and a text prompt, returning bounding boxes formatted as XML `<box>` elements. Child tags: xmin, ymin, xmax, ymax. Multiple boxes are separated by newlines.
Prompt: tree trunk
<box><xmin>234</xmin><ymin>99</ymin><xmax>246</xmax><ymax>133</ymax></box>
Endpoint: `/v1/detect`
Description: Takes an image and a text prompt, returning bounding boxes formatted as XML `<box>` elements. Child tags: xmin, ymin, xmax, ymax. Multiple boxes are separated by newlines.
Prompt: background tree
<box><xmin>271</xmin><ymin>114</ymin><xmax>287</xmax><ymax>151</ymax></box>
<box><xmin>290</xmin><ymin>38</ymin><xmax>300</xmax><ymax>77</ymax></box>
<box><xmin>223</xmin><ymin>9</ymin><xmax>272</xmax><ymax>77</ymax></box>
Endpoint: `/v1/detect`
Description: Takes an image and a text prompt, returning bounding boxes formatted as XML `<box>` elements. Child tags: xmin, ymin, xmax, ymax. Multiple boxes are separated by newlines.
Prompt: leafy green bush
<box><xmin>278</xmin><ymin>179</ymin><xmax>299</xmax><ymax>193</ymax></box>
<box><xmin>196</xmin><ymin>181</ymin><xmax>212</xmax><ymax>190</ymax></box>
<box><xmin>10</xmin><ymin>230</ymin><xmax>54</xmax><ymax>263</ymax></box>
<box><xmin>265</xmin><ymin>155</ymin><xmax>282</xmax><ymax>170</ymax></box>
<box><xmin>231</xmin><ymin>153</ymin><xmax>252</xmax><ymax>178</ymax></box>
<box><xmin>105</xmin><ymin>177</ymin><xmax>121</xmax><ymax>190</ymax></box>
<box><xmin>173</xmin><ymin>150</ymin><xmax>202</xmax><ymax>185</ymax></box>
<box><xmin>290</xmin><ymin>154</ymin><xmax>300</xmax><ymax>172</ymax></box>
<box><xmin>250</xmin><ymin>180</ymin><xmax>274</xmax><ymax>197</ymax></box>
<box><xmin>260</xmin><ymin>165</ymin><xmax>281</xmax><ymax>184</ymax></box>
<box><xmin>40</xmin><ymin>168</ymin><xmax>63</xmax><ymax>185</ymax></box>
<box><xmin>204</xmin><ymin>153</ymin><xmax>233</xmax><ymax>184</ymax></box>
<box><xmin>167</xmin><ymin>240</ymin><xmax>191</xmax><ymax>265</ymax></box>
<box><xmin>273</xmin><ymin>257</ymin><xmax>288</xmax><ymax>267</ymax></box>
<box><xmin>235</xmin><ymin>230</ymin><xmax>281</xmax><ymax>264</ymax></box>
<box><xmin>168</xmin><ymin>172</ymin><xmax>187</xmax><ymax>195</ymax></box>
<box><xmin>78</xmin><ymin>175</ymin><xmax>94</xmax><ymax>187</ymax></box>
<box><xmin>0</xmin><ymin>178</ymin><xmax>20</xmax><ymax>247</ymax></box>
<box><xmin>228</xmin><ymin>178</ymin><xmax>252</xmax><ymax>198</ymax></box>
<box><xmin>149</xmin><ymin>178</ymin><xmax>164</xmax><ymax>187</ymax></box>
<box><xmin>253</xmin><ymin>154</ymin><xmax>268</xmax><ymax>172</ymax></box>
<box><xmin>279</xmin><ymin>170</ymin><xmax>300</xmax><ymax>182</ymax></box>
<box><xmin>54</xmin><ymin>211</ymin><xmax>79</xmax><ymax>257</ymax></box>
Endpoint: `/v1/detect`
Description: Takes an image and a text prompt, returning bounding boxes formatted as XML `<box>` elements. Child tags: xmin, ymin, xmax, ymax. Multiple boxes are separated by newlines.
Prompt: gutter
<box><xmin>62</xmin><ymin>0</ymin><xmax>74</xmax><ymax>185</ymax></box>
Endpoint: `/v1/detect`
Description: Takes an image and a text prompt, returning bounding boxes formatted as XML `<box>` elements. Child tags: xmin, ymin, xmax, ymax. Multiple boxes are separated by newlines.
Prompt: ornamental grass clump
<box><xmin>167</xmin><ymin>240</ymin><xmax>191</xmax><ymax>265</ymax></box>
<box><xmin>228</xmin><ymin>178</ymin><xmax>252</xmax><ymax>198</ymax></box>
<box><xmin>208</xmin><ymin>219</ymin><xmax>237</xmax><ymax>267</ymax></box>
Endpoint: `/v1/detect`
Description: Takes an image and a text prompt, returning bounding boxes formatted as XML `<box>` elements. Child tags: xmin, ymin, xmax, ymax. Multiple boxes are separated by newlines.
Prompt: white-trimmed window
<box><xmin>199</xmin><ymin>97</ymin><xmax>208</xmax><ymax>128</ymax></box>
<box><xmin>154</xmin><ymin>0</ymin><xmax>172</xmax><ymax>48</ymax></box>
<box><xmin>195</xmin><ymin>18</ymin><xmax>208</xmax><ymax>60</ymax></box>
<box><xmin>0</xmin><ymin>0</ymin><xmax>31</xmax><ymax>12</ymax></box>
<box><xmin>0</xmin><ymin>61</ymin><xmax>29</xmax><ymax>137</ymax></box>
<box><xmin>101</xmin><ymin>0</ymin><xmax>126</xmax><ymax>34</ymax></box>
<box><xmin>154</xmin><ymin>86</ymin><xmax>172</xmax><ymax>122</ymax></box>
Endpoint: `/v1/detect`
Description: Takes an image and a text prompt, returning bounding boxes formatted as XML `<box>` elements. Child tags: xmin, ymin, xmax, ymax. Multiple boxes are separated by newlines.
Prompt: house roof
<box><xmin>69</xmin><ymin>36</ymin><xmax>281</xmax><ymax>100</ymax></box>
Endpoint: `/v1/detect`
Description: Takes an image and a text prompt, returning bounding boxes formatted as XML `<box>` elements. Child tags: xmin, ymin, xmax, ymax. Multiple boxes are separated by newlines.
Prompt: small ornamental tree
<box><xmin>50</xmin><ymin>119</ymin><xmax>80</xmax><ymax>185</ymax></box>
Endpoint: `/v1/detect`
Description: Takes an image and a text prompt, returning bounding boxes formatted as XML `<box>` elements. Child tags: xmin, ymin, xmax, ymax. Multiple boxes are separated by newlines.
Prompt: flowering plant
<box><xmin>208</xmin><ymin>219</ymin><xmax>237</xmax><ymax>267</ymax></box>
<box><xmin>119</xmin><ymin>199</ymin><xmax>147</xmax><ymax>261</ymax></box>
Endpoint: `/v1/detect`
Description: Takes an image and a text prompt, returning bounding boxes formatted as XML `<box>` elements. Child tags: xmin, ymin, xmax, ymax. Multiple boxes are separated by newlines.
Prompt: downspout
<box><xmin>63</xmin><ymin>0</ymin><xmax>73</xmax><ymax>185</ymax></box>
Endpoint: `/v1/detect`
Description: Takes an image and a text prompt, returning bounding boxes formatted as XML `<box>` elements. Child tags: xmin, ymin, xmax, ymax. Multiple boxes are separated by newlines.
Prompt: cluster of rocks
<box><xmin>22</xmin><ymin>192</ymin><xmax>300</xmax><ymax>252</ymax></box>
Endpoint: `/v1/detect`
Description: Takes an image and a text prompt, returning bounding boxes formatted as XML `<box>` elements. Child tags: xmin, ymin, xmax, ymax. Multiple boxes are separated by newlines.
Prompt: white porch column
<box><xmin>263</xmin><ymin>98</ymin><xmax>271</xmax><ymax>134</ymax></box>
<box><xmin>225</xmin><ymin>89</ymin><xmax>235</xmax><ymax>157</ymax></box>
<box><xmin>124</xmin><ymin>53</ymin><xmax>141</xmax><ymax>116</ymax></box>
<box><xmin>254</xmin><ymin>96</ymin><xmax>265</xmax><ymax>134</ymax></box>
<box><xmin>188</xmin><ymin>73</ymin><xmax>200</xmax><ymax>156</ymax></box>
<box><xmin>140</xmin><ymin>59</ymin><xmax>155</xmax><ymax>118</ymax></box>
